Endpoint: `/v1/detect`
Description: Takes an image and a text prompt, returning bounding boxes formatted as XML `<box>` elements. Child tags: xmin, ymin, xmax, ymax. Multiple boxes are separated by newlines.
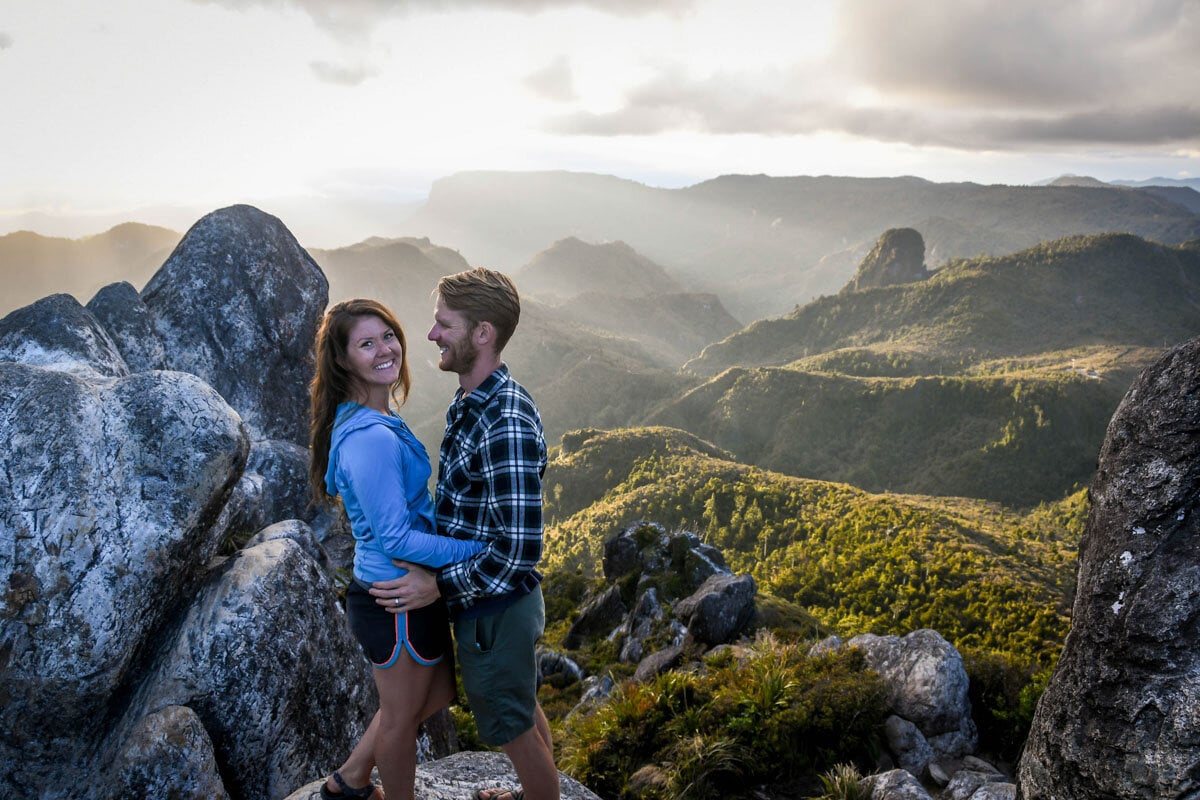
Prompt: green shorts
<box><xmin>454</xmin><ymin>586</ymin><xmax>545</xmax><ymax>746</ymax></box>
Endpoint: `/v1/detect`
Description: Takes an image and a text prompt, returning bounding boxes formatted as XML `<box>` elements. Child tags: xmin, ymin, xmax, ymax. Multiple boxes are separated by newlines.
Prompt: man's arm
<box><xmin>435</xmin><ymin>409</ymin><xmax>545</xmax><ymax>607</ymax></box>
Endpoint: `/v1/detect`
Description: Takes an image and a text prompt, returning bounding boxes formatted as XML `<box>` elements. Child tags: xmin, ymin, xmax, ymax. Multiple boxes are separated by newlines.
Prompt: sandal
<box><xmin>474</xmin><ymin>790</ymin><xmax>524</xmax><ymax>800</ymax></box>
<box><xmin>321</xmin><ymin>770</ymin><xmax>381</xmax><ymax>800</ymax></box>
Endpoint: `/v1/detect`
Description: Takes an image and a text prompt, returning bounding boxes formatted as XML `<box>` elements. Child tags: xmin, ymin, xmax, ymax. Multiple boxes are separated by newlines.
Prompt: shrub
<box><xmin>559</xmin><ymin>633</ymin><xmax>887</xmax><ymax>799</ymax></box>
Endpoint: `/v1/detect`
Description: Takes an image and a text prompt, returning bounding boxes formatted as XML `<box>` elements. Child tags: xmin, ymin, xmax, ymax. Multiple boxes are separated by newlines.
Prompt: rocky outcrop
<box><xmin>0</xmin><ymin>206</ymin><xmax>377</xmax><ymax>800</ymax></box>
<box><xmin>128</xmin><ymin>536</ymin><xmax>376</xmax><ymax>800</ymax></box>
<box><xmin>86</xmin><ymin>280</ymin><xmax>167</xmax><ymax>372</ymax></box>
<box><xmin>0</xmin><ymin>362</ymin><xmax>247</xmax><ymax>794</ymax></box>
<box><xmin>284</xmin><ymin>750</ymin><xmax>602</xmax><ymax>800</ymax></box>
<box><xmin>141</xmin><ymin>204</ymin><xmax>327</xmax><ymax>445</ymax></box>
<box><xmin>577</xmin><ymin>522</ymin><xmax>754</xmax><ymax>673</ymax></box>
<box><xmin>673</xmin><ymin>572</ymin><xmax>756</xmax><ymax>647</ymax></box>
<box><xmin>843</xmin><ymin>227</ymin><xmax>928</xmax><ymax>293</ymax></box>
<box><xmin>814</xmin><ymin>629</ymin><xmax>1009</xmax><ymax>797</ymax></box>
<box><xmin>1019</xmin><ymin>336</ymin><xmax>1200</xmax><ymax>799</ymax></box>
<box><xmin>0</xmin><ymin>292</ymin><xmax>129</xmax><ymax>377</ymax></box>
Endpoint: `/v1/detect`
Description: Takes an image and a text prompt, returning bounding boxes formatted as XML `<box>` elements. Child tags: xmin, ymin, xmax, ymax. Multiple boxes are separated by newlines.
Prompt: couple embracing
<box><xmin>307</xmin><ymin>268</ymin><xmax>558</xmax><ymax>800</ymax></box>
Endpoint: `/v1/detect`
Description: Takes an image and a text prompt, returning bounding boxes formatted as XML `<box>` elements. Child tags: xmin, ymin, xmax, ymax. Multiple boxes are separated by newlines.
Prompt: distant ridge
<box><xmin>403</xmin><ymin>170</ymin><xmax>1200</xmax><ymax>319</ymax></box>
<box><xmin>0</xmin><ymin>223</ymin><xmax>180</xmax><ymax>315</ymax></box>
<box><xmin>685</xmin><ymin>232</ymin><xmax>1200</xmax><ymax>375</ymax></box>
<box><xmin>517</xmin><ymin>236</ymin><xmax>682</xmax><ymax>300</ymax></box>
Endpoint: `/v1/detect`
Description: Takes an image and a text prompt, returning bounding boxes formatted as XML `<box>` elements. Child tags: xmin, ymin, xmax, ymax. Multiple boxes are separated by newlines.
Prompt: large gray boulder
<box><xmin>86</xmin><ymin>280</ymin><xmax>167</xmax><ymax>372</ymax></box>
<box><xmin>0</xmin><ymin>292</ymin><xmax>129</xmax><ymax>377</ymax></box>
<box><xmin>673</xmin><ymin>572</ymin><xmax>757</xmax><ymax>647</ymax></box>
<box><xmin>113</xmin><ymin>705</ymin><xmax>232</xmax><ymax>800</ymax></box>
<box><xmin>141</xmin><ymin>204</ymin><xmax>328</xmax><ymax>444</ymax></box>
<box><xmin>0</xmin><ymin>361</ymin><xmax>248</xmax><ymax>795</ymax></box>
<box><xmin>847</xmin><ymin>629</ymin><xmax>976</xmax><ymax>755</ymax></box>
<box><xmin>563</xmin><ymin>584</ymin><xmax>627</xmax><ymax>649</ymax></box>
<box><xmin>1018</xmin><ymin>337</ymin><xmax>1200</xmax><ymax>799</ymax></box>
<box><xmin>128</xmin><ymin>537</ymin><xmax>375</xmax><ymax>800</ymax></box>
<box><xmin>862</xmin><ymin>768</ymin><xmax>933</xmax><ymax>799</ymax></box>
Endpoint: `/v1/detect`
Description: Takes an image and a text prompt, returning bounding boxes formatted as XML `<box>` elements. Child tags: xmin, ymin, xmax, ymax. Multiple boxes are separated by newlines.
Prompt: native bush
<box><xmin>558</xmin><ymin>633</ymin><xmax>887</xmax><ymax>799</ymax></box>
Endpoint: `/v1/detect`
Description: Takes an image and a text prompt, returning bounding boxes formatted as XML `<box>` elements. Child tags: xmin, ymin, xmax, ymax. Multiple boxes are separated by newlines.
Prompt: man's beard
<box><xmin>443</xmin><ymin>337</ymin><xmax>479</xmax><ymax>375</ymax></box>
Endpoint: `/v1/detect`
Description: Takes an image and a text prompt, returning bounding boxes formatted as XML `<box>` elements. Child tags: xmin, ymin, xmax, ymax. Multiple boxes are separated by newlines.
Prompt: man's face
<box><xmin>428</xmin><ymin>295</ymin><xmax>478</xmax><ymax>375</ymax></box>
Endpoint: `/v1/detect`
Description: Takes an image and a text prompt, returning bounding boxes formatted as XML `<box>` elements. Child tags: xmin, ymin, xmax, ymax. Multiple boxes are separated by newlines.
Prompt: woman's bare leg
<box><xmin>326</xmin><ymin>711</ymin><xmax>381</xmax><ymax>796</ymax></box>
<box><xmin>372</xmin><ymin>649</ymin><xmax>441</xmax><ymax>800</ymax></box>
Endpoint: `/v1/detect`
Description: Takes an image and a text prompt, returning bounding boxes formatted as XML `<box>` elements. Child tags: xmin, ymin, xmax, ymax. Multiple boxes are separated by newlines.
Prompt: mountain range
<box><xmin>401</xmin><ymin>171</ymin><xmax>1200</xmax><ymax>319</ymax></box>
<box><xmin>4</xmin><ymin>171</ymin><xmax>1199</xmax><ymax>507</ymax></box>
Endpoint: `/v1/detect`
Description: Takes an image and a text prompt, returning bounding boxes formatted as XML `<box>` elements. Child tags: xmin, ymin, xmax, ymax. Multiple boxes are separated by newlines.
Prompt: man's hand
<box><xmin>370</xmin><ymin>561</ymin><xmax>440</xmax><ymax>614</ymax></box>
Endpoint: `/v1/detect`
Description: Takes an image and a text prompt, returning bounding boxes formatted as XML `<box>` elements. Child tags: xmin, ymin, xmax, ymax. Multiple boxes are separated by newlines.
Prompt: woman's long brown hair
<box><xmin>308</xmin><ymin>298</ymin><xmax>411</xmax><ymax>507</ymax></box>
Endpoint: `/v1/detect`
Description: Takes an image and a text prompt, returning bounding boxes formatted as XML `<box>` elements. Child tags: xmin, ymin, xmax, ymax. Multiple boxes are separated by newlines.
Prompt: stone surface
<box><xmin>244</xmin><ymin>519</ymin><xmax>327</xmax><ymax>566</ymax></box>
<box><xmin>634</xmin><ymin>643</ymin><xmax>686</xmax><ymax>682</ymax></box>
<box><xmin>141</xmin><ymin>204</ymin><xmax>328</xmax><ymax>444</ymax></box>
<box><xmin>844</xmin><ymin>227</ymin><xmax>928</xmax><ymax>293</ymax></box>
<box><xmin>603</xmin><ymin>530</ymin><xmax>641</xmax><ymax>579</ymax></box>
<box><xmin>135</xmin><ymin>537</ymin><xmax>376</xmax><ymax>800</ymax></box>
<box><xmin>0</xmin><ymin>292</ymin><xmax>129</xmax><ymax>377</ymax></box>
<box><xmin>619</xmin><ymin>588</ymin><xmax>664</xmax><ymax>664</ymax></box>
<box><xmin>847</xmin><ymin>629</ymin><xmax>975</xmax><ymax>743</ymax></box>
<box><xmin>863</xmin><ymin>768</ymin><xmax>934</xmax><ymax>799</ymax></box>
<box><xmin>112</xmin><ymin>705</ymin><xmax>232</xmax><ymax>800</ymax></box>
<box><xmin>884</xmin><ymin>714</ymin><xmax>933</xmax><ymax>778</ymax></box>
<box><xmin>1018</xmin><ymin>337</ymin><xmax>1200</xmax><ymax>799</ymax></box>
<box><xmin>673</xmin><ymin>572</ymin><xmax>757</xmax><ymax>647</ymax></box>
<box><xmin>0</xmin><ymin>362</ymin><xmax>248</xmax><ymax>794</ymax></box>
<box><xmin>86</xmin><ymin>280</ymin><xmax>167</xmax><ymax>372</ymax></box>
<box><xmin>282</xmin><ymin>750</ymin><xmax>603</xmax><ymax>800</ymax></box>
<box><xmin>942</xmin><ymin>769</ymin><xmax>1006</xmax><ymax>800</ymax></box>
<box><xmin>564</xmin><ymin>584</ymin><xmax>627</xmax><ymax>649</ymax></box>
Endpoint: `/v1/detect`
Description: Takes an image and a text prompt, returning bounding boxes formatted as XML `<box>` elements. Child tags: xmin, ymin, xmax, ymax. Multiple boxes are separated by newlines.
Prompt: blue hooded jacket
<box><xmin>325</xmin><ymin>402</ymin><xmax>482</xmax><ymax>582</ymax></box>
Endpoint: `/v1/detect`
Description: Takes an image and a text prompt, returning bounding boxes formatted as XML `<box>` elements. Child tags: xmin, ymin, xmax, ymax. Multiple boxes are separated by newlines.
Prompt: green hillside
<box><xmin>645</xmin><ymin>364</ymin><xmax>1129</xmax><ymax>506</ymax></box>
<box><xmin>686</xmin><ymin>233</ymin><xmax>1200</xmax><ymax>375</ymax></box>
<box><xmin>543</xmin><ymin>427</ymin><xmax>1081</xmax><ymax>662</ymax></box>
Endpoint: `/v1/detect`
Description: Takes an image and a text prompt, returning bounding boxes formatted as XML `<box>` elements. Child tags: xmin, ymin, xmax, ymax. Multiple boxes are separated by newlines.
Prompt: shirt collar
<box><xmin>454</xmin><ymin>364</ymin><xmax>510</xmax><ymax>410</ymax></box>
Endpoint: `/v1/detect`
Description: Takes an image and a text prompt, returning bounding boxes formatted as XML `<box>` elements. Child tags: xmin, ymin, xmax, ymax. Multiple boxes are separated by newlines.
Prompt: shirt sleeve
<box><xmin>436</xmin><ymin>412</ymin><xmax>544</xmax><ymax>604</ymax></box>
<box><xmin>339</xmin><ymin>425</ymin><xmax>482</xmax><ymax>567</ymax></box>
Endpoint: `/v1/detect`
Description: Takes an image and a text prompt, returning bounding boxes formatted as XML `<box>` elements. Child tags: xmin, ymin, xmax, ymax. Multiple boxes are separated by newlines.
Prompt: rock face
<box><xmin>844</xmin><ymin>227</ymin><xmax>928</xmax><ymax>293</ymax></box>
<box><xmin>0</xmin><ymin>206</ymin><xmax>379</xmax><ymax>800</ymax></box>
<box><xmin>1019</xmin><ymin>336</ymin><xmax>1200</xmax><ymax>799</ymax></box>
<box><xmin>816</xmin><ymin>628</ymin><xmax>980</xmax><ymax>787</ymax></box>
<box><xmin>141</xmin><ymin>204</ymin><xmax>328</xmax><ymax>444</ymax></box>
<box><xmin>0</xmin><ymin>362</ymin><xmax>248</xmax><ymax>791</ymax></box>
<box><xmin>0</xmin><ymin>292</ymin><xmax>129</xmax><ymax>377</ymax></box>
<box><xmin>86</xmin><ymin>280</ymin><xmax>167</xmax><ymax>372</ymax></box>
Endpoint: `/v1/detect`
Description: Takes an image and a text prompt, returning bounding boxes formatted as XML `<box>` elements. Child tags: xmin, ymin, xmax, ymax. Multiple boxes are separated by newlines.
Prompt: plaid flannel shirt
<box><xmin>433</xmin><ymin>365</ymin><xmax>547</xmax><ymax>614</ymax></box>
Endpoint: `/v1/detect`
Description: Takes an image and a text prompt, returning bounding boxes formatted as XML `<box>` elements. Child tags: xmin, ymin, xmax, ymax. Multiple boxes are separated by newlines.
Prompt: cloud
<box><xmin>191</xmin><ymin>0</ymin><xmax>694</xmax><ymax>41</ymax></box>
<box><xmin>544</xmin><ymin>0</ymin><xmax>1200</xmax><ymax>153</ymax></box>
<box><xmin>523</xmin><ymin>55</ymin><xmax>577</xmax><ymax>102</ymax></box>
<box><xmin>0</xmin><ymin>32</ymin><xmax>13</xmax><ymax>50</ymax></box>
<box><xmin>834</xmin><ymin>0</ymin><xmax>1200</xmax><ymax>107</ymax></box>
<box><xmin>309</xmin><ymin>59</ymin><xmax>381</xmax><ymax>86</ymax></box>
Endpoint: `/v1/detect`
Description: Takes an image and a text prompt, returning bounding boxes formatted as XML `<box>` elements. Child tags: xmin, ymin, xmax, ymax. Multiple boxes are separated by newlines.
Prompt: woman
<box><xmin>309</xmin><ymin>298</ymin><xmax>482</xmax><ymax>800</ymax></box>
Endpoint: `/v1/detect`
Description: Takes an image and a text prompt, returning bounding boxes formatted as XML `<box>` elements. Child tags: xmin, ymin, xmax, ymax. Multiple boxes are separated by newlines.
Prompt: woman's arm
<box><xmin>339</xmin><ymin>425</ymin><xmax>482</xmax><ymax>566</ymax></box>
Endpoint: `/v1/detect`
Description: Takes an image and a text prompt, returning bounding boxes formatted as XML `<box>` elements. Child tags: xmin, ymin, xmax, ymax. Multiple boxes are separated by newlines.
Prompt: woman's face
<box><xmin>343</xmin><ymin>314</ymin><xmax>402</xmax><ymax>396</ymax></box>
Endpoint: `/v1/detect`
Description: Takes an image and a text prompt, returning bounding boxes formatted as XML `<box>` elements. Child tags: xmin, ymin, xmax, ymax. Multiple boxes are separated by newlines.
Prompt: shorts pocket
<box><xmin>474</xmin><ymin>611</ymin><xmax>501</xmax><ymax>653</ymax></box>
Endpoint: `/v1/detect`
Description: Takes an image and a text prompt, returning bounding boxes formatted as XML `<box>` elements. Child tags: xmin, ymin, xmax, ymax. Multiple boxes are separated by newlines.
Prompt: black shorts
<box><xmin>345</xmin><ymin>580</ymin><xmax>453</xmax><ymax>668</ymax></box>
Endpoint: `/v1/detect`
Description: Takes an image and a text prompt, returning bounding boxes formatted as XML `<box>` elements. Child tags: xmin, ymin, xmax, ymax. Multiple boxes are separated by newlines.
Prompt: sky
<box><xmin>2</xmin><ymin>0</ymin><xmax>1198</xmax><ymax>247</ymax></box>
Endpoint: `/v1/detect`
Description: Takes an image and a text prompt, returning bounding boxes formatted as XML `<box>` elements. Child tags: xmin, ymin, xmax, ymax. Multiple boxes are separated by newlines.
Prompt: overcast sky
<box><xmin>2</xmin><ymin>0</ymin><xmax>1198</xmax><ymax>246</ymax></box>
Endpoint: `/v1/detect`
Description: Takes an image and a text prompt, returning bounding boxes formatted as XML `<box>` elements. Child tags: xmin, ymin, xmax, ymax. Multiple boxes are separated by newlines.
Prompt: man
<box><xmin>371</xmin><ymin>267</ymin><xmax>557</xmax><ymax>800</ymax></box>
